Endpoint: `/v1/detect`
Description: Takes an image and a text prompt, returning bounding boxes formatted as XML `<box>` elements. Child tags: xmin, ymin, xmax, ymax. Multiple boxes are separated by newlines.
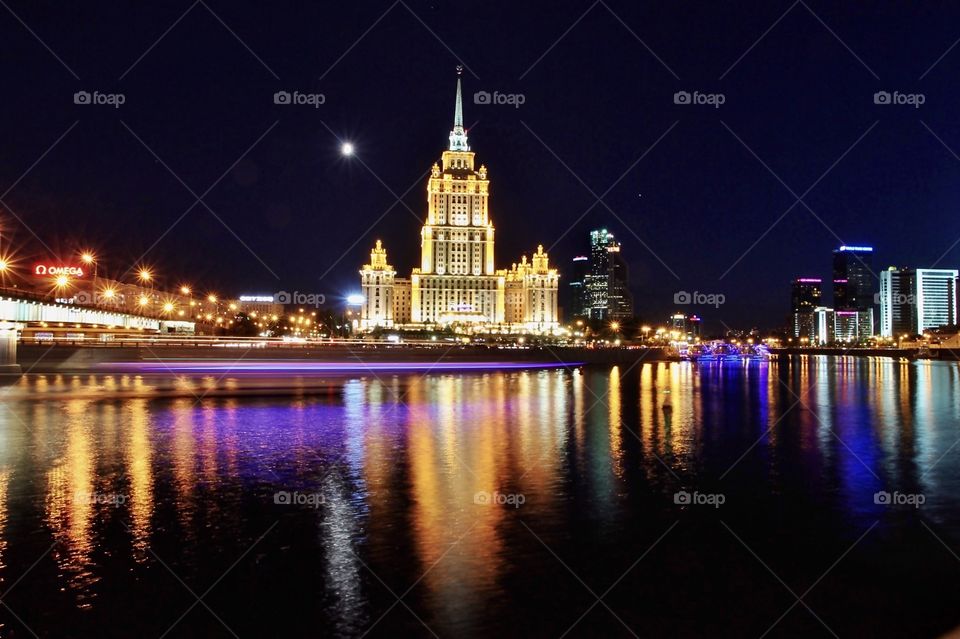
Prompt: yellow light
<box><xmin>0</xmin><ymin>259</ymin><xmax>9</xmax><ymax>273</ymax></box>
<box><xmin>55</xmin><ymin>274</ymin><xmax>70</xmax><ymax>288</ymax></box>
<box><xmin>137</xmin><ymin>268</ymin><xmax>152</xmax><ymax>283</ymax></box>
<box><xmin>102</xmin><ymin>288</ymin><xmax>116</xmax><ymax>299</ymax></box>
<box><xmin>229</xmin><ymin>303</ymin><xmax>237</xmax><ymax>311</ymax></box>
<box><xmin>207</xmin><ymin>294</ymin><xmax>217</xmax><ymax>303</ymax></box>
<box><xmin>139</xmin><ymin>296</ymin><xmax>149</xmax><ymax>306</ymax></box>
<box><xmin>180</xmin><ymin>286</ymin><xmax>191</xmax><ymax>295</ymax></box>
<box><xmin>610</xmin><ymin>321</ymin><xmax>620</xmax><ymax>331</ymax></box>
<box><xmin>80</xmin><ymin>252</ymin><xmax>95</xmax><ymax>265</ymax></box>
<box><xmin>162</xmin><ymin>302</ymin><xmax>174</xmax><ymax>313</ymax></box>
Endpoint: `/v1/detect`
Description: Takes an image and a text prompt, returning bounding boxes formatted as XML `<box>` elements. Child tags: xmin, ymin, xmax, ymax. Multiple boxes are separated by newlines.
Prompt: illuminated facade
<box><xmin>584</xmin><ymin>228</ymin><xmax>633</xmax><ymax>321</ymax></box>
<box><xmin>790</xmin><ymin>277</ymin><xmax>822</xmax><ymax>340</ymax></box>
<box><xmin>359</xmin><ymin>75</ymin><xmax>559</xmax><ymax>333</ymax></box>
<box><xmin>879</xmin><ymin>267</ymin><xmax>959</xmax><ymax>337</ymax></box>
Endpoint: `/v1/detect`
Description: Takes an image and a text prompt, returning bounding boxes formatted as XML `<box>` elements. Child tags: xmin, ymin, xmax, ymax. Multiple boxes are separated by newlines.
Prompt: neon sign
<box><xmin>34</xmin><ymin>264</ymin><xmax>85</xmax><ymax>278</ymax></box>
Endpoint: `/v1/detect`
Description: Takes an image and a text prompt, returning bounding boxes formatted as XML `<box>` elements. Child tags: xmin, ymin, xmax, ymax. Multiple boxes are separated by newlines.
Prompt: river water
<box><xmin>0</xmin><ymin>356</ymin><xmax>958</xmax><ymax>638</ymax></box>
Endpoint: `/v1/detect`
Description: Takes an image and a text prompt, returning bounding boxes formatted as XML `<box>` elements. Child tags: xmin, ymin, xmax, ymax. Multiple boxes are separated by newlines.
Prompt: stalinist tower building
<box><xmin>359</xmin><ymin>73</ymin><xmax>559</xmax><ymax>334</ymax></box>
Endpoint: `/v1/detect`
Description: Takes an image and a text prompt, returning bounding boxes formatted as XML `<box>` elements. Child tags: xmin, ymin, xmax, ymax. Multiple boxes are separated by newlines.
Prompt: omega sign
<box><xmin>34</xmin><ymin>264</ymin><xmax>86</xmax><ymax>278</ymax></box>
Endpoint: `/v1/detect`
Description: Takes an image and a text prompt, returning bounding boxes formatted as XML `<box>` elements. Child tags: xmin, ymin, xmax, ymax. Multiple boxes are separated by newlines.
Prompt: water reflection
<box><xmin>0</xmin><ymin>359</ymin><xmax>957</xmax><ymax>635</ymax></box>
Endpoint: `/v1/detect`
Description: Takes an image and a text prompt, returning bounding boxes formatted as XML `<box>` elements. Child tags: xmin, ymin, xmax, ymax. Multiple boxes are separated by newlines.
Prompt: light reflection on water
<box><xmin>0</xmin><ymin>357</ymin><xmax>957</xmax><ymax>636</ymax></box>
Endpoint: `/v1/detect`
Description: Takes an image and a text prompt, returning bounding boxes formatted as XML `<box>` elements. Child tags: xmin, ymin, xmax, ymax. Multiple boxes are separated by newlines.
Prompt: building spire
<box><xmin>448</xmin><ymin>66</ymin><xmax>469</xmax><ymax>151</ymax></box>
<box><xmin>454</xmin><ymin>67</ymin><xmax>463</xmax><ymax>128</ymax></box>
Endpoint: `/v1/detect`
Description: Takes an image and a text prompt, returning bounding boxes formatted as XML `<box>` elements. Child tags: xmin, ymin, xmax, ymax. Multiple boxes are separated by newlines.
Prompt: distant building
<box><xmin>790</xmin><ymin>278</ymin><xmax>822</xmax><ymax>340</ymax></box>
<box><xmin>669</xmin><ymin>313</ymin><xmax>701</xmax><ymax>340</ymax></box>
<box><xmin>833</xmin><ymin>245</ymin><xmax>874</xmax><ymax>338</ymax></box>
<box><xmin>879</xmin><ymin>267</ymin><xmax>958</xmax><ymax>337</ymax></box>
<box><xmin>813</xmin><ymin>306</ymin><xmax>834</xmax><ymax>344</ymax></box>
<box><xmin>357</xmin><ymin>74</ymin><xmax>559</xmax><ymax>333</ymax></box>
<box><xmin>584</xmin><ymin>228</ymin><xmax>633</xmax><ymax>321</ymax></box>
<box><xmin>568</xmin><ymin>255</ymin><xmax>590</xmax><ymax>318</ymax></box>
<box><xmin>234</xmin><ymin>295</ymin><xmax>285</xmax><ymax>319</ymax></box>
<box><xmin>834</xmin><ymin>310</ymin><xmax>860</xmax><ymax>343</ymax></box>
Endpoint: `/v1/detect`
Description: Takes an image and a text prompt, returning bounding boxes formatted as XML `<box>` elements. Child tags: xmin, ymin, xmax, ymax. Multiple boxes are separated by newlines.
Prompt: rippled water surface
<box><xmin>0</xmin><ymin>356</ymin><xmax>959</xmax><ymax>638</ymax></box>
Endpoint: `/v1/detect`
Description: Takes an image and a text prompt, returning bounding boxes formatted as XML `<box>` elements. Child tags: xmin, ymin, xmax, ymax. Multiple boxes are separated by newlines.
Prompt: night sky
<box><xmin>3</xmin><ymin>1</ymin><xmax>960</xmax><ymax>330</ymax></box>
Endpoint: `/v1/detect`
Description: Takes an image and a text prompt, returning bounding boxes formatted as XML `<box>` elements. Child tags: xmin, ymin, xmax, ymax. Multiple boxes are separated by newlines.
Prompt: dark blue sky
<box><xmin>2</xmin><ymin>1</ymin><xmax>959</xmax><ymax>330</ymax></box>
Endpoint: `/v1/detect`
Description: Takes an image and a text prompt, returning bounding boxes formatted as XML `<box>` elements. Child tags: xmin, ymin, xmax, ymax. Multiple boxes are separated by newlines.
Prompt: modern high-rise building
<box><xmin>358</xmin><ymin>74</ymin><xmax>559</xmax><ymax>333</ymax></box>
<box><xmin>790</xmin><ymin>277</ymin><xmax>822</xmax><ymax>339</ymax></box>
<box><xmin>669</xmin><ymin>313</ymin><xmax>701</xmax><ymax>339</ymax></box>
<box><xmin>879</xmin><ymin>267</ymin><xmax>958</xmax><ymax>337</ymax></box>
<box><xmin>813</xmin><ymin>306</ymin><xmax>835</xmax><ymax>345</ymax></box>
<box><xmin>833</xmin><ymin>245</ymin><xmax>874</xmax><ymax>338</ymax></box>
<box><xmin>584</xmin><ymin>228</ymin><xmax>633</xmax><ymax>320</ymax></box>
<box><xmin>568</xmin><ymin>255</ymin><xmax>590</xmax><ymax>318</ymax></box>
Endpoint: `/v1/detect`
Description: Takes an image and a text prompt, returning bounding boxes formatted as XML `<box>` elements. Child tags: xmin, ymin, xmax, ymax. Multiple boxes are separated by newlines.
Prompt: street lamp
<box><xmin>80</xmin><ymin>251</ymin><xmax>98</xmax><ymax>304</ymax></box>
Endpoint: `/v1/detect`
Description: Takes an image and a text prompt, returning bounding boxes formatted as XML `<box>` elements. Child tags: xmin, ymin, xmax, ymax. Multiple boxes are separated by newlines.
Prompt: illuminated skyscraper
<box><xmin>568</xmin><ymin>255</ymin><xmax>590</xmax><ymax>318</ymax></box>
<box><xmin>832</xmin><ymin>245</ymin><xmax>874</xmax><ymax>337</ymax></box>
<box><xmin>790</xmin><ymin>278</ymin><xmax>822</xmax><ymax>339</ymax></box>
<box><xmin>358</xmin><ymin>73</ymin><xmax>559</xmax><ymax>333</ymax></box>
<box><xmin>879</xmin><ymin>267</ymin><xmax>958</xmax><ymax>337</ymax></box>
<box><xmin>584</xmin><ymin>228</ymin><xmax>633</xmax><ymax>320</ymax></box>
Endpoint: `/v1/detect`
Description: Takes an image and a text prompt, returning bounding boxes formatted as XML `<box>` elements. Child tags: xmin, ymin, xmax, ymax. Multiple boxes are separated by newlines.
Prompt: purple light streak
<box><xmin>102</xmin><ymin>360</ymin><xmax>584</xmax><ymax>374</ymax></box>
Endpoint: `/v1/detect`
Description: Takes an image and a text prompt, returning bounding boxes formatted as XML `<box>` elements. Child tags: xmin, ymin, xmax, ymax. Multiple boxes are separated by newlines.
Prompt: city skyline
<box><xmin>3</xmin><ymin>5</ymin><xmax>960</xmax><ymax>638</ymax></box>
<box><xmin>3</xmin><ymin>3</ymin><xmax>960</xmax><ymax>331</ymax></box>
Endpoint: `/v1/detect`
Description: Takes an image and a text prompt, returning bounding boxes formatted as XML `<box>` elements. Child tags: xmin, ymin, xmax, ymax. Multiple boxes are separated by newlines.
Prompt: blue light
<box><xmin>346</xmin><ymin>294</ymin><xmax>364</xmax><ymax>305</ymax></box>
<box><xmin>839</xmin><ymin>245</ymin><xmax>873</xmax><ymax>252</ymax></box>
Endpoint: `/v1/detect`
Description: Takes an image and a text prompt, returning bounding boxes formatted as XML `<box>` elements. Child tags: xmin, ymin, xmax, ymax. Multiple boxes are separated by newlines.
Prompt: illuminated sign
<box><xmin>838</xmin><ymin>245</ymin><xmax>873</xmax><ymax>252</ymax></box>
<box><xmin>238</xmin><ymin>295</ymin><xmax>275</xmax><ymax>302</ymax></box>
<box><xmin>34</xmin><ymin>264</ymin><xmax>85</xmax><ymax>278</ymax></box>
<box><xmin>796</xmin><ymin>278</ymin><xmax>821</xmax><ymax>283</ymax></box>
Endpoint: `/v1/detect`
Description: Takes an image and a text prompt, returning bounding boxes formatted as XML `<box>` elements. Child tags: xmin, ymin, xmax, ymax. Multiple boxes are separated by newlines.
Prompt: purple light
<box><xmin>796</xmin><ymin>278</ymin><xmax>821</xmax><ymax>283</ymax></box>
<box><xmin>833</xmin><ymin>279</ymin><xmax>848</xmax><ymax>283</ymax></box>
<box><xmin>101</xmin><ymin>360</ymin><xmax>584</xmax><ymax>374</ymax></box>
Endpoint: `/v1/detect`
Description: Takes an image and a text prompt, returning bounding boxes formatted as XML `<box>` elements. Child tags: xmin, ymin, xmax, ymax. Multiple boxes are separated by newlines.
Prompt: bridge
<box><xmin>0</xmin><ymin>291</ymin><xmax>194</xmax><ymax>374</ymax></box>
